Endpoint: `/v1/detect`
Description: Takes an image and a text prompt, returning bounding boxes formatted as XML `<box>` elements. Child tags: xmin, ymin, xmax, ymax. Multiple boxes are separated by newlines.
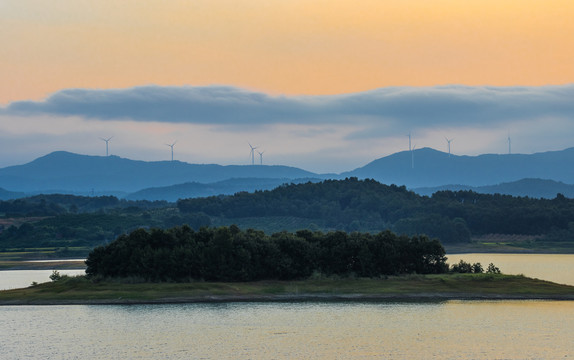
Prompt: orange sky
<box><xmin>1</xmin><ymin>0</ymin><xmax>573</xmax><ymax>104</ymax></box>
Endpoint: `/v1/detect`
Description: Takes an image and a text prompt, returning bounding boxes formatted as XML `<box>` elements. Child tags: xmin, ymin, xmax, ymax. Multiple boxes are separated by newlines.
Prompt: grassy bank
<box><xmin>2</xmin><ymin>274</ymin><xmax>574</xmax><ymax>305</ymax></box>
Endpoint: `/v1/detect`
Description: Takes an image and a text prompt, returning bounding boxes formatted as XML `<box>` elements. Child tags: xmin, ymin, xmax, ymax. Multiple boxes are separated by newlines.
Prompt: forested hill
<box><xmin>125</xmin><ymin>177</ymin><xmax>323</xmax><ymax>202</ymax></box>
<box><xmin>178</xmin><ymin>178</ymin><xmax>574</xmax><ymax>244</ymax></box>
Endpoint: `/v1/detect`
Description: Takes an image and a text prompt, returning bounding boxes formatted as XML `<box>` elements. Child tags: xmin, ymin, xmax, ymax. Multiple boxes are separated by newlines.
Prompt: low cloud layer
<box><xmin>1</xmin><ymin>84</ymin><xmax>573</xmax><ymax>173</ymax></box>
<box><xmin>3</xmin><ymin>85</ymin><xmax>574</xmax><ymax>136</ymax></box>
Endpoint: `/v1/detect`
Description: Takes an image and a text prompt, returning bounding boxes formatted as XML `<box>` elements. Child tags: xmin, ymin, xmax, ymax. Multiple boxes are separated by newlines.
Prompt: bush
<box><xmin>49</xmin><ymin>270</ymin><xmax>63</xmax><ymax>282</ymax></box>
<box><xmin>486</xmin><ymin>263</ymin><xmax>501</xmax><ymax>274</ymax></box>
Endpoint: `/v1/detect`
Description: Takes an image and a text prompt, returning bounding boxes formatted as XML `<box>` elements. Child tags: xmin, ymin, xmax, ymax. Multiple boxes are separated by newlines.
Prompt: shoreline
<box><xmin>2</xmin><ymin>274</ymin><xmax>574</xmax><ymax>306</ymax></box>
<box><xmin>3</xmin><ymin>292</ymin><xmax>574</xmax><ymax>306</ymax></box>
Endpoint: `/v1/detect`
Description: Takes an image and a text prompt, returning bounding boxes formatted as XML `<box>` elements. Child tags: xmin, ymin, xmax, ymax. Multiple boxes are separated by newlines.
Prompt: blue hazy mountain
<box><xmin>0</xmin><ymin>187</ymin><xmax>26</xmax><ymax>200</ymax></box>
<box><xmin>414</xmin><ymin>178</ymin><xmax>574</xmax><ymax>199</ymax></box>
<box><xmin>126</xmin><ymin>177</ymin><xmax>323</xmax><ymax>202</ymax></box>
<box><xmin>1</xmin><ymin>148</ymin><xmax>574</xmax><ymax>198</ymax></box>
<box><xmin>0</xmin><ymin>151</ymin><xmax>321</xmax><ymax>193</ymax></box>
<box><xmin>343</xmin><ymin>147</ymin><xmax>574</xmax><ymax>188</ymax></box>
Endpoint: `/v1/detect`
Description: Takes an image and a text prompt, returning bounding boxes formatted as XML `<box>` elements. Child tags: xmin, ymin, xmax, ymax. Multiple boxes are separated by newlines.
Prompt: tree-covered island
<box><xmin>4</xmin><ymin>225</ymin><xmax>574</xmax><ymax>305</ymax></box>
<box><xmin>85</xmin><ymin>226</ymin><xmax>449</xmax><ymax>281</ymax></box>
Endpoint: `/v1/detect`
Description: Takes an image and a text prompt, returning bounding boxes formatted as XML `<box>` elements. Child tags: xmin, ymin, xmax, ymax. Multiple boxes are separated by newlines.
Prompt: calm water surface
<box><xmin>0</xmin><ymin>269</ymin><xmax>86</xmax><ymax>290</ymax></box>
<box><xmin>447</xmin><ymin>253</ymin><xmax>574</xmax><ymax>286</ymax></box>
<box><xmin>2</xmin><ymin>301</ymin><xmax>573</xmax><ymax>359</ymax></box>
<box><xmin>2</xmin><ymin>255</ymin><xmax>574</xmax><ymax>359</ymax></box>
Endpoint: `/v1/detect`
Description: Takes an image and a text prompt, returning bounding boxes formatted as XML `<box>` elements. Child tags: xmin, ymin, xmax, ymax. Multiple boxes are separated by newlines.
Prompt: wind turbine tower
<box><xmin>445</xmin><ymin>137</ymin><xmax>454</xmax><ymax>157</ymax></box>
<box><xmin>407</xmin><ymin>133</ymin><xmax>412</xmax><ymax>152</ymax></box>
<box><xmin>257</xmin><ymin>150</ymin><xmax>264</xmax><ymax>165</ymax></box>
<box><xmin>248</xmin><ymin>143</ymin><xmax>258</xmax><ymax>165</ymax></box>
<box><xmin>411</xmin><ymin>145</ymin><xmax>417</xmax><ymax>169</ymax></box>
<box><xmin>507</xmin><ymin>135</ymin><xmax>511</xmax><ymax>155</ymax></box>
<box><xmin>100</xmin><ymin>136</ymin><xmax>113</xmax><ymax>157</ymax></box>
<box><xmin>166</xmin><ymin>141</ymin><xmax>176</xmax><ymax>161</ymax></box>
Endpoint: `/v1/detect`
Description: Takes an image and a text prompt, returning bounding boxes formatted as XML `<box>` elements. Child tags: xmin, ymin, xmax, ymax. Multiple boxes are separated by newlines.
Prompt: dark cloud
<box><xmin>3</xmin><ymin>84</ymin><xmax>574</xmax><ymax>134</ymax></box>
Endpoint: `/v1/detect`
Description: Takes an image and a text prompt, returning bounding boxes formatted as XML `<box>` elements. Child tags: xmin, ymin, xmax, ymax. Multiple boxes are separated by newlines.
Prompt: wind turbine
<box><xmin>100</xmin><ymin>136</ymin><xmax>113</xmax><ymax>157</ymax></box>
<box><xmin>507</xmin><ymin>135</ymin><xmax>511</xmax><ymax>155</ymax></box>
<box><xmin>257</xmin><ymin>150</ymin><xmax>265</xmax><ymax>165</ymax></box>
<box><xmin>411</xmin><ymin>145</ymin><xmax>417</xmax><ymax>169</ymax></box>
<box><xmin>445</xmin><ymin>137</ymin><xmax>454</xmax><ymax>157</ymax></box>
<box><xmin>407</xmin><ymin>133</ymin><xmax>412</xmax><ymax>152</ymax></box>
<box><xmin>166</xmin><ymin>141</ymin><xmax>176</xmax><ymax>161</ymax></box>
<box><xmin>248</xmin><ymin>143</ymin><xmax>258</xmax><ymax>165</ymax></box>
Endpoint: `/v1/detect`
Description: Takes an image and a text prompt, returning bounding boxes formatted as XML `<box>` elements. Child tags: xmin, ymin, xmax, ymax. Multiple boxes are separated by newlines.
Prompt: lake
<box><xmin>2</xmin><ymin>254</ymin><xmax>574</xmax><ymax>359</ymax></box>
<box><xmin>0</xmin><ymin>269</ymin><xmax>86</xmax><ymax>291</ymax></box>
<box><xmin>446</xmin><ymin>253</ymin><xmax>574</xmax><ymax>286</ymax></box>
<box><xmin>1</xmin><ymin>301</ymin><xmax>573</xmax><ymax>359</ymax></box>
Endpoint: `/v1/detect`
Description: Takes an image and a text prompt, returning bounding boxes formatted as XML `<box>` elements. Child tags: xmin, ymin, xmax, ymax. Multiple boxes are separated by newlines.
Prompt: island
<box><xmin>2</xmin><ymin>226</ymin><xmax>574</xmax><ymax>305</ymax></box>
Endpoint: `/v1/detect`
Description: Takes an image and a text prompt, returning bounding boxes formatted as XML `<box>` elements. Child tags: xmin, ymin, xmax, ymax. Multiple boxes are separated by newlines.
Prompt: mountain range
<box><xmin>344</xmin><ymin>147</ymin><xmax>574</xmax><ymax>188</ymax></box>
<box><xmin>0</xmin><ymin>151</ymin><xmax>318</xmax><ymax>193</ymax></box>
<box><xmin>0</xmin><ymin>148</ymin><xmax>573</xmax><ymax>200</ymax></box>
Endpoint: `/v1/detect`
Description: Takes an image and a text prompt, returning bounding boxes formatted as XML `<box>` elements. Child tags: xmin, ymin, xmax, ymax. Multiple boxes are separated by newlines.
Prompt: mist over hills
<box><xmin>0</xmin><ymin>148</ymin><xmax>573</xmax><ymax>200</ymax></box>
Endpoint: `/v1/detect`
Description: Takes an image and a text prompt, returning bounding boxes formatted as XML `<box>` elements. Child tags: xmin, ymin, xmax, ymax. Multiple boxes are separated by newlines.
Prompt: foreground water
<box><xmin>2</xmin><ymin>254</ymin><xmax>574</xmax><ymax>358</ymax></box>
<box><xmin>2</xmin><ymin>301</ymin><xmax>573</xmax><ymax>359</ymax></box>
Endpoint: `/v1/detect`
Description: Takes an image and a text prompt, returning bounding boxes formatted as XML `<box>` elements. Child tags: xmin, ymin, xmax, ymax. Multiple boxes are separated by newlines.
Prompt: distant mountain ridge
<box><xmin>414</xmin><ymin>178</ymin><xmax>574</xmax><ymax>199</ymax></box>
<box><xmin>0</xmin><ymin>151</ymin><xmax>320</xmax><ymax>193</ymax></box>
<box><xmin>1</xmin><ymin>148</ymin><xmax>574</xmax><ymax>199</ymax></box>
<box><xmin>344</xmin><ymin>147</ymin><xmax>574</xmax><ymax>188</ymax></box>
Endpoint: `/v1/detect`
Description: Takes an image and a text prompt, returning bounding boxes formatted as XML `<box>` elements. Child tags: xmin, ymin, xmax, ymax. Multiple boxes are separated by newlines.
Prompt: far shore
<box><xmin>0</xmin><ymin>260</ymin><xmax>86</xmax><ymax>271</ymax></box>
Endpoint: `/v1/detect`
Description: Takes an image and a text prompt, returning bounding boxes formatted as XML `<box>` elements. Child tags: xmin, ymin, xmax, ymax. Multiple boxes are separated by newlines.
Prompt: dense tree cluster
<box><xmin>178</xmin><ymin>178</ymin><xmax>574</xmax><ymax>243</ymax></box>
<box><xmin>85</xmin><ymin>226</ymin><xmax>448</xmax><ymax>281</ymax></box>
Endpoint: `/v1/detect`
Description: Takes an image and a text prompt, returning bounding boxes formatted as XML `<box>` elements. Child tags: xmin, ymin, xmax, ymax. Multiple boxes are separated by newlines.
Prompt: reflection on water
<box><xmin>446</xmin><ymin>253</ymin><xmax>574</xmax><ymax>286</ymax></box>
<box><xmin>1</xmin><ymin>301</ymin><xmax>573</xmax><ymax>359</ymax></box>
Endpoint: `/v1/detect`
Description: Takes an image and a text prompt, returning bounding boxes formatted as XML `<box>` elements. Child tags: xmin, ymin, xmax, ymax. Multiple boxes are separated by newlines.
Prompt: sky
<box><xmin>1</xmin><ymin>0</ymin><xmax>573</xmax><ymax>173</ymax></box>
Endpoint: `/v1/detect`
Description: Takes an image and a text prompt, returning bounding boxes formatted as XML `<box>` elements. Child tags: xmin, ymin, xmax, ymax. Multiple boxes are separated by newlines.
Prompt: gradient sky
<box><xmin>1</xmin><ymin>1</ymin><xmax>573</xmax><ymax>173</ymax></box>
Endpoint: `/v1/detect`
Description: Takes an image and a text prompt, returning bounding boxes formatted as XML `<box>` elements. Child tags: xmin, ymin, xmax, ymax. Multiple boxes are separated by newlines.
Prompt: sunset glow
<box><xmin>2</xmin><ymin>0</ymin><xmax>573</xmax><ymax>103</ymax></box>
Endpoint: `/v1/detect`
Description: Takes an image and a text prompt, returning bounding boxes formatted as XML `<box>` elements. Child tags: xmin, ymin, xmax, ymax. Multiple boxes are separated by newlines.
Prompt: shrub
<box><xmin>486</xmin><ymin>263</ymin><xmax>501</xmax><ymax>274</ymax></box>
